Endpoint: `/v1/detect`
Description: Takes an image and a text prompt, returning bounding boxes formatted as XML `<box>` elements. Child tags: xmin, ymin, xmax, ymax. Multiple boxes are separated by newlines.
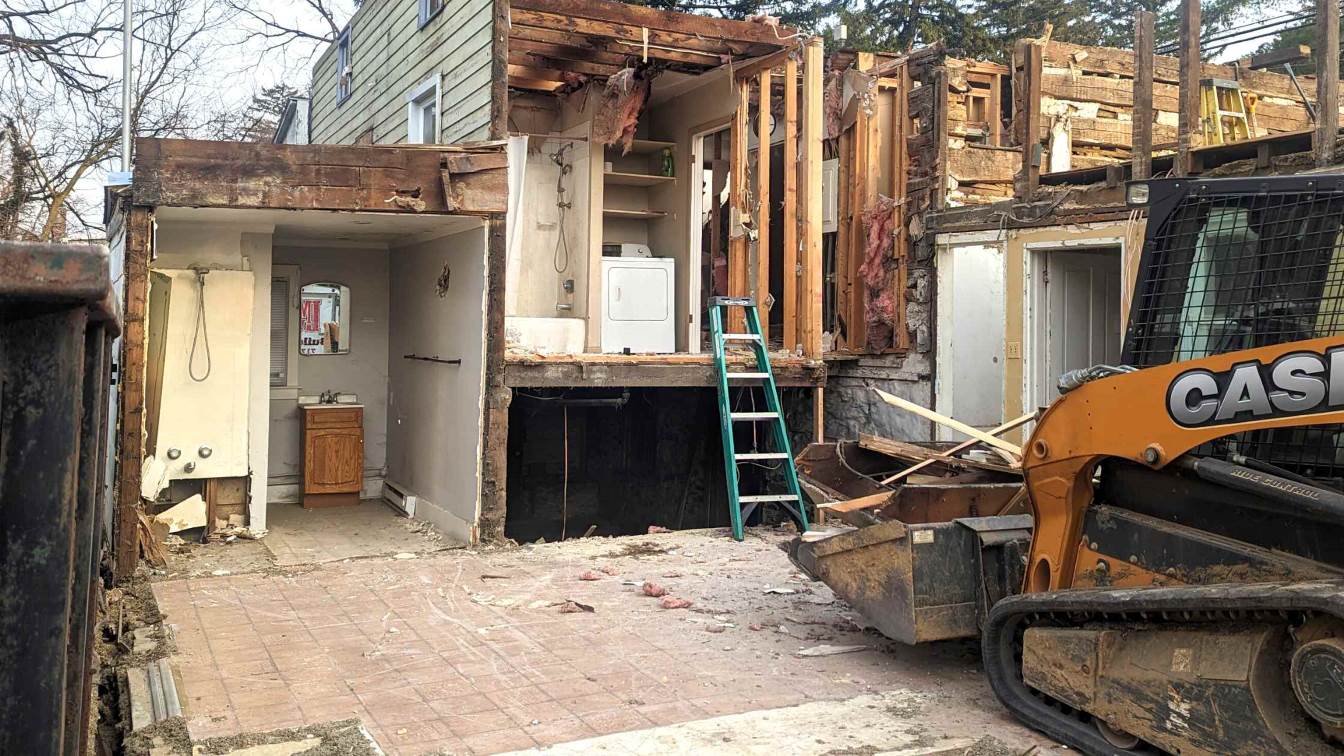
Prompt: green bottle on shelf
<box><xmin>660</xmin><ymin>146</ymin><xmax>675</xmax><ymax>178</ymax></box>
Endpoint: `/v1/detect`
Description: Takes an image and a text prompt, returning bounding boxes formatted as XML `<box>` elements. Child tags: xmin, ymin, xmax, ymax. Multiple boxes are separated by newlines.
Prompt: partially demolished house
<box><xmin>822</xmin><ymin>34</ymin><xmax>1344</xmax><ymax>444</ymax></box>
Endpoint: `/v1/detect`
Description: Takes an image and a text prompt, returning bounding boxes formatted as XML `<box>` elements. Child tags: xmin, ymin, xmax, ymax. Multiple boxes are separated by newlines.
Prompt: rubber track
<box><xmin>981</xmin><ymin>579</ymin><xmax>1344</xmax><ymax>755</ymax></box>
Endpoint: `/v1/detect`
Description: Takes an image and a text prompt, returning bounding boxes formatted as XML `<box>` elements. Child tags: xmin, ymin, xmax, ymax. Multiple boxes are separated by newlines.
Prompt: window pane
<box><xmin>420</xmin><ymin>101</ymin><xmax>435</xmax><ymax>144</ymax></box>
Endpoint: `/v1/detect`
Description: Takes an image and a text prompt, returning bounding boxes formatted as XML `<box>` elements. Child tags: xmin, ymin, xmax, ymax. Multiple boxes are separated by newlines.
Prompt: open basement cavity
<box><xmin>506</xmin><ymin>387</ymin><xmax>807</xmax><ymax>543</ymax></box>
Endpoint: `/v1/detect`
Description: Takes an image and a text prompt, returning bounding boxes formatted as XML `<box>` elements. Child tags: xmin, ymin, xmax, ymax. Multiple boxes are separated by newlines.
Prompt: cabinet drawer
<box><xmin>303</xmin><ymin>407</ymin><xmax>362</xmax><ymax>429</ymax></box>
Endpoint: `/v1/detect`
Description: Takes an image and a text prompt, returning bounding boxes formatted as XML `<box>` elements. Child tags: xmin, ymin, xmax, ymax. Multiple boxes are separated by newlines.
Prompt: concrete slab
<box><xmin>262</xmin><ymin>500</ymin><xmax>458</xmax><ymax>566</ymax></box>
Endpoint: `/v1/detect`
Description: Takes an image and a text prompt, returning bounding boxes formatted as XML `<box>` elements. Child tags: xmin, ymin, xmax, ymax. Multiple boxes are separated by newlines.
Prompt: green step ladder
<box><xmin>708</xmin><ymin>297</ymin><xmax>809</xmax><ymax>541</ymax></box>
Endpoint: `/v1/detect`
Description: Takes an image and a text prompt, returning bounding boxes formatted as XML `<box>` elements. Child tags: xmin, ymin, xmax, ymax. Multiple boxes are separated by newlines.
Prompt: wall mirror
<box><xmin>300</xmin><ymin>282</ymin><xmax>351</xmax><ymax>355</ymax></box>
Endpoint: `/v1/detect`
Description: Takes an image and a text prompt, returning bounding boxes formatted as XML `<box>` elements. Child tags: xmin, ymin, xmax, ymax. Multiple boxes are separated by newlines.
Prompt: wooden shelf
<box><xmin>603</xmin><ymin>171</ymin><xmax>676</xmax><ymax>186</ymax></box>
<box><xmin>603</xmin><ymin>208</ymin><xmax>667</xmax><ymax>219</ymax></box>
<box><xmin>613</xmin><ymin>139</ymin><xmax>676</xmax><ymax>154</ymax></box>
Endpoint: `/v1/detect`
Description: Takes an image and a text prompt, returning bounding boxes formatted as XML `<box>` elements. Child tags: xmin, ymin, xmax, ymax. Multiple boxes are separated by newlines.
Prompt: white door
<box><xmin>935</xmin><ymin>243</ymin><xmax>1005</xmax><ymax>440</ymax></box>
<box><xmin>1034</xmin><ymin>248</ymin><xmax>1123</xmax><ymax>407</ymax></box>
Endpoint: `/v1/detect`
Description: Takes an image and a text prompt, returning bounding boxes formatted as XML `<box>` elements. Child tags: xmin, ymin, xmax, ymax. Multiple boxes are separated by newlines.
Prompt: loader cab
<box><xmin>1123</xmin><ymin>175</ymin><xmax>1344</xmax><ymax>485</ymax></box>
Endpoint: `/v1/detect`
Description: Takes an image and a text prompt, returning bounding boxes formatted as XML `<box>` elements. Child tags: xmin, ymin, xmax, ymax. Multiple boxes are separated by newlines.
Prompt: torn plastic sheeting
<box><xmin>858</xmin><ymin>194</ymin><xmax>900</xmax><ymax>351</ymax></box>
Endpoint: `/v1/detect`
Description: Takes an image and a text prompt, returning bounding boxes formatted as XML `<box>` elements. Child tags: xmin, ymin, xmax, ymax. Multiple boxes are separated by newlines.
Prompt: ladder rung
<box><xmin>726</xmin><ymin>372</ymin><xmax>769</xmax><ymax>380</ymax></box>
<box><xmin>730</xmin><ymin>412</ymin><xmax>778</xmax><ymax>421</ymax></box>
<box><xmin>735</xmin><ymin>452</ymin><xmax>789</xmax><ymax>461</ymax></box>
<box><xmin>721</xmin><ymin>333</ymin><xmax>761</xmax><ymax>342</ymax></box>
<box><xmin>738</xmin><ymin>494</ymin><xmax>800</xmax><ymax>504</ymax></box>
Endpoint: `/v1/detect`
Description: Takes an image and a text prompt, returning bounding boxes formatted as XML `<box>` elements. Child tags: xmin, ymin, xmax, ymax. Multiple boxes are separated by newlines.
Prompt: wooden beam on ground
<box><xmin>729</xmin><ymin>78</ymin><xmax>751</xmax><ymax>334</ymax></box>
<box><xmin>800</xmin><ymin>38</ymin><xmax>824</xmax><ymax>358</ymax></box>
<box><xmin>1132</xmin><ymin>11</ymin><xmax>1155</xmax><ymax>180</ymax></box>
<box><xmin>1315</xmin><ymin>0</ymin><xmax>1339</xmax><ymax>167</ymax></box>
<box><xmin>1176</xmin><ymin>0</ymin><xmax>1200</xmax><ymax>176</ymax></box>
<box><xmin>872</xmin><ymin>388</ymin><xmax>1023</xmax><ymax>457</ymax></box>
<box><xmin>782</xmin><ymin>56</ymin><xmax>799</xmax><ymax>353</ymax></box>
<box><xmin>877</xmin><ymin>412</ymin><xmax>1035</xmax><ymax>485</ymax></box>
<box><xmin>756</xmin><ymin>69</ymin><xmax>772</xmax><ymax>344</ymax></box>
<box><xmin>114</xmin><ymin>206</ymin><xmax>151</xmax><ymax>583</ymax></box>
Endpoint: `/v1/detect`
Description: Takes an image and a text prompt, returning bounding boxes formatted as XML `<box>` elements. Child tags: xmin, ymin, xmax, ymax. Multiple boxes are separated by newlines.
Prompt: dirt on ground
<box><xmin>124</xmin><ymin>717</ymin><xmax>380</xmax><ymax>756</ymax></box>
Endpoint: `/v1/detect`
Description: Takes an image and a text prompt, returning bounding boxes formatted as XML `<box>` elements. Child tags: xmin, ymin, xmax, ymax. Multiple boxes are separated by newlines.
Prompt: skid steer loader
<box><xmin>798</xmin><ymin>173</ymin><xmax>1344</xmax><ymax>754</ymax></box>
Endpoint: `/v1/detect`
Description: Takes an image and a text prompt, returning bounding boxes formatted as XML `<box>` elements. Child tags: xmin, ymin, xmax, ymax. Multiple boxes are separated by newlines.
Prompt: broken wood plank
<box><xmin>871</xmin><ymin>388</ymin><xmax>1023</xmax><ymax>458</ymax></box>
<box><xmin>859</xmin><ymin>433</ymin><xmax>1021</xmax><ymax>477</ymax></box>
<box><xmin>818</xmin><ymin>491</ymin><xmax>895</xmax><ymax>513</ymax></box>
<box><xmin>876</xmin><ymin>412</ymin><xmax>1036</xmax><ymax>485</ymax></box>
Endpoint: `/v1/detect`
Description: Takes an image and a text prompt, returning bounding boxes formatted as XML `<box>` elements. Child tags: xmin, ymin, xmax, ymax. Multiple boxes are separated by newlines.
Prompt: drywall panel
<box><xmin>386</xmin><ymin>225</ymin><xmax>488</xmax><ymax>542</ymax></box>
<box><xmin>268</xmin><ymin>246</ymin><xmax>391</xmax><ymax>497</ymax></box>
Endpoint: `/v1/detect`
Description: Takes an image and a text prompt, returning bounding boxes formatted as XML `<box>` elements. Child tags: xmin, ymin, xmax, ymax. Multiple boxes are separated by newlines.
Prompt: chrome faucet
<box><xmin>320</xmin><ymin>389</ymin><xmax>338</xmax><ymax>404</ymax></box>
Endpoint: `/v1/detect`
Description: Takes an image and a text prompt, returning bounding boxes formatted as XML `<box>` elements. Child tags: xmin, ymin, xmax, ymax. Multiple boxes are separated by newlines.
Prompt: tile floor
<box><xmin>154</xmin><ymin>529</ymin><xmax>1041</xmax><ymax>755</ymax></box>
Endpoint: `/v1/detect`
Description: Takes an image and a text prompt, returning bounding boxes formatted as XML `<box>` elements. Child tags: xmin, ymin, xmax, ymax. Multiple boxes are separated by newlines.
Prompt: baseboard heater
<box><xmin>382</xmin><ymin>480</ymin><xmax>417</xmax><ymax>518</ymax></box>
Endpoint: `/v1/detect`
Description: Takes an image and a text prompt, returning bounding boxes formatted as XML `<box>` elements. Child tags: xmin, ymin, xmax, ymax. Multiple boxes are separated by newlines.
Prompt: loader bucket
<box><xmin>789</xmin><ymin>442</ymin><xmax>1031</xmax><ymax>644</ymax></box>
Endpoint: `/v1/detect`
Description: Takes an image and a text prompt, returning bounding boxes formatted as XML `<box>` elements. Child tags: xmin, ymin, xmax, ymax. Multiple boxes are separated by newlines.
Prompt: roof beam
<box><xmin>510</xmin><ymin>9</ymin><xmax>760</xmax><ymax>61</ymax></box>
<box><xmin>511</xmin><ymin>0</ymin><xmax>794</xmax><ymax>47</ymax></box>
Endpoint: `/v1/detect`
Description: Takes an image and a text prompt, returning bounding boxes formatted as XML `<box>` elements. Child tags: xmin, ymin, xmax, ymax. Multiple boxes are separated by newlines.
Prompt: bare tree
<box><xmin>1</xmin><ymin>1</ymin><xmax>121</xmax><ymax>95</ymax></box>
<box><xmin>218</xmin><ymin>0</ymin><xmax>358</xmax><ymax>73</ymax></box>
<box><xmin>0</xmin><ymin>0</ymin><xmax>224</xmax><ymax>240</ymax></box>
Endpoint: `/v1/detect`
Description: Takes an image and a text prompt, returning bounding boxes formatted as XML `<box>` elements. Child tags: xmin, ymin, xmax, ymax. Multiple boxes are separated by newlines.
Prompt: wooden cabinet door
<box><xmin>304</xmin><ymin>428</ymin><xmax>362</xmax><ymax>493</ymax></box>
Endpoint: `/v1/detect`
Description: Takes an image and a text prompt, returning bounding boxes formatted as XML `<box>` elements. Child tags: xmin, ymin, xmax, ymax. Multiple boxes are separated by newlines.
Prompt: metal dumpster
<box><xmin>790</xmin><ymin>441</ymin><xmax>1031</xmax><ymax>644</ymax></box>
<box><xmin>0</xmin><ymin>241</ymin><xmax>121</xmax><ymax>754</ymax></box>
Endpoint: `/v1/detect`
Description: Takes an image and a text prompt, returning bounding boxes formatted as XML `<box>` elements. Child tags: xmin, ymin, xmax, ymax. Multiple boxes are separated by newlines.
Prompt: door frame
<box><xmin>687</xmin><ymin>119</ymin><xmax>731</xmax><ymax>354</ymax></box>
<box><xmin>1023</xmin><ymin>238</ymin><xmax>1126</xmax><ymax>414</ymax></box>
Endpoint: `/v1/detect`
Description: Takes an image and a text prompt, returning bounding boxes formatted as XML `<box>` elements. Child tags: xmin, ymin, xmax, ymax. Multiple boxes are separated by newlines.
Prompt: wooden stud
<box><xmin>1176</xmin><ymin>0</ymin><xmax>1200</xmax><ymax>176</ymax></box>
<box><xmin>987</xmin><ymin>73</ymin><xmax>1003</xmax><ymax>147</ymax></box>
<box><xmin>756</xmin><ymin>69</ymin><xmax>772</xmax><ymax>344</ymax></box>
<box><xmin>478</xmin><ymin>217</ymin><xmax>511</xmax><ymax>542</ymax></box>
<box><xmin>114</xmin><ymin>206</ymin><xmax>151</xmax><ymax>583</ymax></box>
<box><xmin>1132</xmin><ymin>11</ymin><xmax>1155</xmax><ymax>180</ymax></box>
<box><xmin>1316</xmin><ymin>0</ymin><xmax>1339</xmax><ymax>167</ymax></box>
<box><xmin>834</xmin><ymin>127</ymin><xmax>852</xmax><ymax>348</ymax></box>
<box><xmin>800</xmin><ymin>38</ymin><xmax>824</xmax><ymax>359</ymax></box>
<box><xmin>492</xmin><ymin>0</ymin><xmax>511</xmax><ymax>138</ymax></box>
<box><xmin>893</xmin><ymin>64</ymin><xmax>912</xmax><ymax>351</ymax></box>
<box><xmin>782</xmin><ymin>56</ymin><xmax>799</xmax><ymax>354</ymax></box>
<box><xmin>729</xmin><ymin>78</ymin><xmax>751</xmax><ymax>334</ymax></box>
<box><xmin>1017</xmin><ymin>47</ymin><xmax>1043</xmax><ymax>200</ymax></box>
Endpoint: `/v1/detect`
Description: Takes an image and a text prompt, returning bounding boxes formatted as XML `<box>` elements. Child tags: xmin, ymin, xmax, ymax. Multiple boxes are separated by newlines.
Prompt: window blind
<box><xmin>270</xmin><ymin>278</ymin><xmax>290</xmax><ymax>387</ymax></box>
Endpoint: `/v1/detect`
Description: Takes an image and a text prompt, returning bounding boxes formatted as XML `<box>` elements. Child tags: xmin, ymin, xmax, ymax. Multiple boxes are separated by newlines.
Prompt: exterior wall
<box><xmin>309</xmin><ymin>0</ymin><xmax>493</xmax><ymax>146</ymax></box>
<box><xmin>275</xmin><ymin>98</ymin><xmax>310</xmax><ymax>144</ymax></box>
<box><xmin>152</xmin><ymin>221</ymin><xmax>274</xmax><ymax>530</ymax></box>
<box><xmin>268</xmin><ymin>246</ymin><xmax>391</xmax><ymax>503</ymax></box>
<box><xmin>934</xmin><ymin>218</ymin><xmax>1143</xmax><ymax>443</ymax></box>
<box><xmin>386</xmin><ymin>226</ymin><xmax>489</xmax><ymax>543</ymax></box>
<box><xmin>818</xmin><ymin>353</ymin><xmax>934</xmax><ymax>443</ymax></box>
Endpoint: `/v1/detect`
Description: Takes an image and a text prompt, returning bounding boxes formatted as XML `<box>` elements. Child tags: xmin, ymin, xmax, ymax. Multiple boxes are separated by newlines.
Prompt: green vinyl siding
<box><xmin>310</xmin><ymin>0</ymin><xmax>493</xmax><ymax>145</ymax></box>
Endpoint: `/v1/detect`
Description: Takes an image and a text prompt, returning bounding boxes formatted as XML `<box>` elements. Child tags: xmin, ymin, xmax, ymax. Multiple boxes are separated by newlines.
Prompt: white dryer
<box><xmin>600</xmin><ymin>257</ymin><xmax>675</xmax><ymax>353</ymax></box>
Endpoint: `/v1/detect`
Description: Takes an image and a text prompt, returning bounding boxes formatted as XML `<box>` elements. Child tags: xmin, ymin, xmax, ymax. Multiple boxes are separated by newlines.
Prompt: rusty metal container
<box><xmin>790</xmin><ymin>442</ymin><xmax>1031</xmax><ymax>644</ymax></box>
<box><xmin>0</xmin><ymin>241</ymin><xmax>121</xmax><ymax>754</ymax></box>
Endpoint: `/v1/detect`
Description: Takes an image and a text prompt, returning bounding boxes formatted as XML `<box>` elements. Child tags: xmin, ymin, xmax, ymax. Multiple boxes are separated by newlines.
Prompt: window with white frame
<box><xmin>406</xmin><ymin>75</ymin><xmax>439</xmax><ymax>144</ymax></box>
<box><xmin>419</xmin><ymin>0</ymin><xmax>445</xmax><ymax>27</ymax></box>
<box><xmin>336</xmin><ymin>27</ymin><xmax>353</xmax><ymax>104</ymax></box>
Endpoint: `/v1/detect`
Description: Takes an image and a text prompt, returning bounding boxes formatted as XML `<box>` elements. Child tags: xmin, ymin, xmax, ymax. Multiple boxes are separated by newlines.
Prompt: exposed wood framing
<box><xmin>729</xmin><ymin>78</ymin><xmax>751</xmax><ymax>334</ymax></box>
<box><xmin>799</xmin><ymin>38</ymin><xmax>824</xmax><ymax>358</ymax></box>
<box><xmin>892</xmin><ymin>65</ymin><xmax>912</xmax><ymax>351</ymax></box>
<box><xmin>1315</xmin><ymin>0</ymin><xmax>1340</xmax><ymax>167</ymax></box>
<box><xmin>782</xmin><ymin>56</ymin><xmax>799</xmax><ymax>353</ymax></box>
<box><xmin>114</xmin><ymin>205</ymin><xmax>152</xmax><ymax>583</ymax></box>
<box><xmin>1176</xmin><ymin>0</ymin><xmax>1200</xmax><ymax>176</ymax></box>
<box><xmin>133</xmin><ymin>139</ymin><xmax>509</xmax><ymax>215</ymax></box>
<box><xmin>1015</xmin><ymin>43</ymin><xmax>1043</xmax><ymax>199</ymax></box>
<box><xmin>480</xmin><ymin>24</ymin><xmax>511</xmax><ymax>544</ymax></box>
<box><xmin>1132</xmin><ymin>11</ymin><xmax>1155</xmax><ymax>180</ymax></box>
<box><xmin>933</xmin><ymin>66</ymin><xmax>952</xmax><ymax>210</ymax></box>
<box><xmin>505</xmin><ymin>354</ymin><xmax>826</xmax><ymax>387</ymax></box>
<box><xmin>756</xmin><ymin>68</ymin><xmax>772</xmax><ymax>344</ymax></box>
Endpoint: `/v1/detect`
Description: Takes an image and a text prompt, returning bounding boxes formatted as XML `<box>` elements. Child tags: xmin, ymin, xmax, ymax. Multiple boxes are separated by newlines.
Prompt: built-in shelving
<box><xmin>602</xmin><ymin>208</ymin><xmax>668</xmax><ymax>219</ymax></box>
<box><xmin>603</xmin><ymin>171</ymin><xmax>676</xmax><ymax>187</ymax></box>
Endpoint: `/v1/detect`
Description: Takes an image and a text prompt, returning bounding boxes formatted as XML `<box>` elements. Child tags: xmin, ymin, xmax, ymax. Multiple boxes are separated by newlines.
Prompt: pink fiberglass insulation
<box><xmin>859</xmin><ymin>194</ymin><xmax>899</xmax><ymax>351</ymax></box>
<box><xmin>592</xmin><ymin>67</ymin><xmax>652</xmax><ymax>155</ymax></box>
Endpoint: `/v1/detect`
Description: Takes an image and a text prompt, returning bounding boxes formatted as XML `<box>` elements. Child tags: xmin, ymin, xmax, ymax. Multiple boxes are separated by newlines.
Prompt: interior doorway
<box><xmin>1028</xmin><ymin>246</ymin><xmax>1123</xmax><ymax>410</ymax></box>
<box><xmin>689</xmin><ymin>124</ymin><xmax>731</xmax><ymax>354</ymax></box>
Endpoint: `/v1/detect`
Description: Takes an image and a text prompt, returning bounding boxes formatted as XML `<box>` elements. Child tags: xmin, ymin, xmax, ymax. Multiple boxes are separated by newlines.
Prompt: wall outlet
<box><xmin>1006</xmin><ymin>342</ymin><xmax>1022</xmax><ymax>359</ymax></box>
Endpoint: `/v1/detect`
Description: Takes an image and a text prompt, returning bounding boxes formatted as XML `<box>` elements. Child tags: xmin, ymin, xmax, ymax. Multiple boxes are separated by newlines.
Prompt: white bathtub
<box><xmin>505</xmin><ymin>316</ymin><xmax>586</xmax><ymax>354</ymax></box>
